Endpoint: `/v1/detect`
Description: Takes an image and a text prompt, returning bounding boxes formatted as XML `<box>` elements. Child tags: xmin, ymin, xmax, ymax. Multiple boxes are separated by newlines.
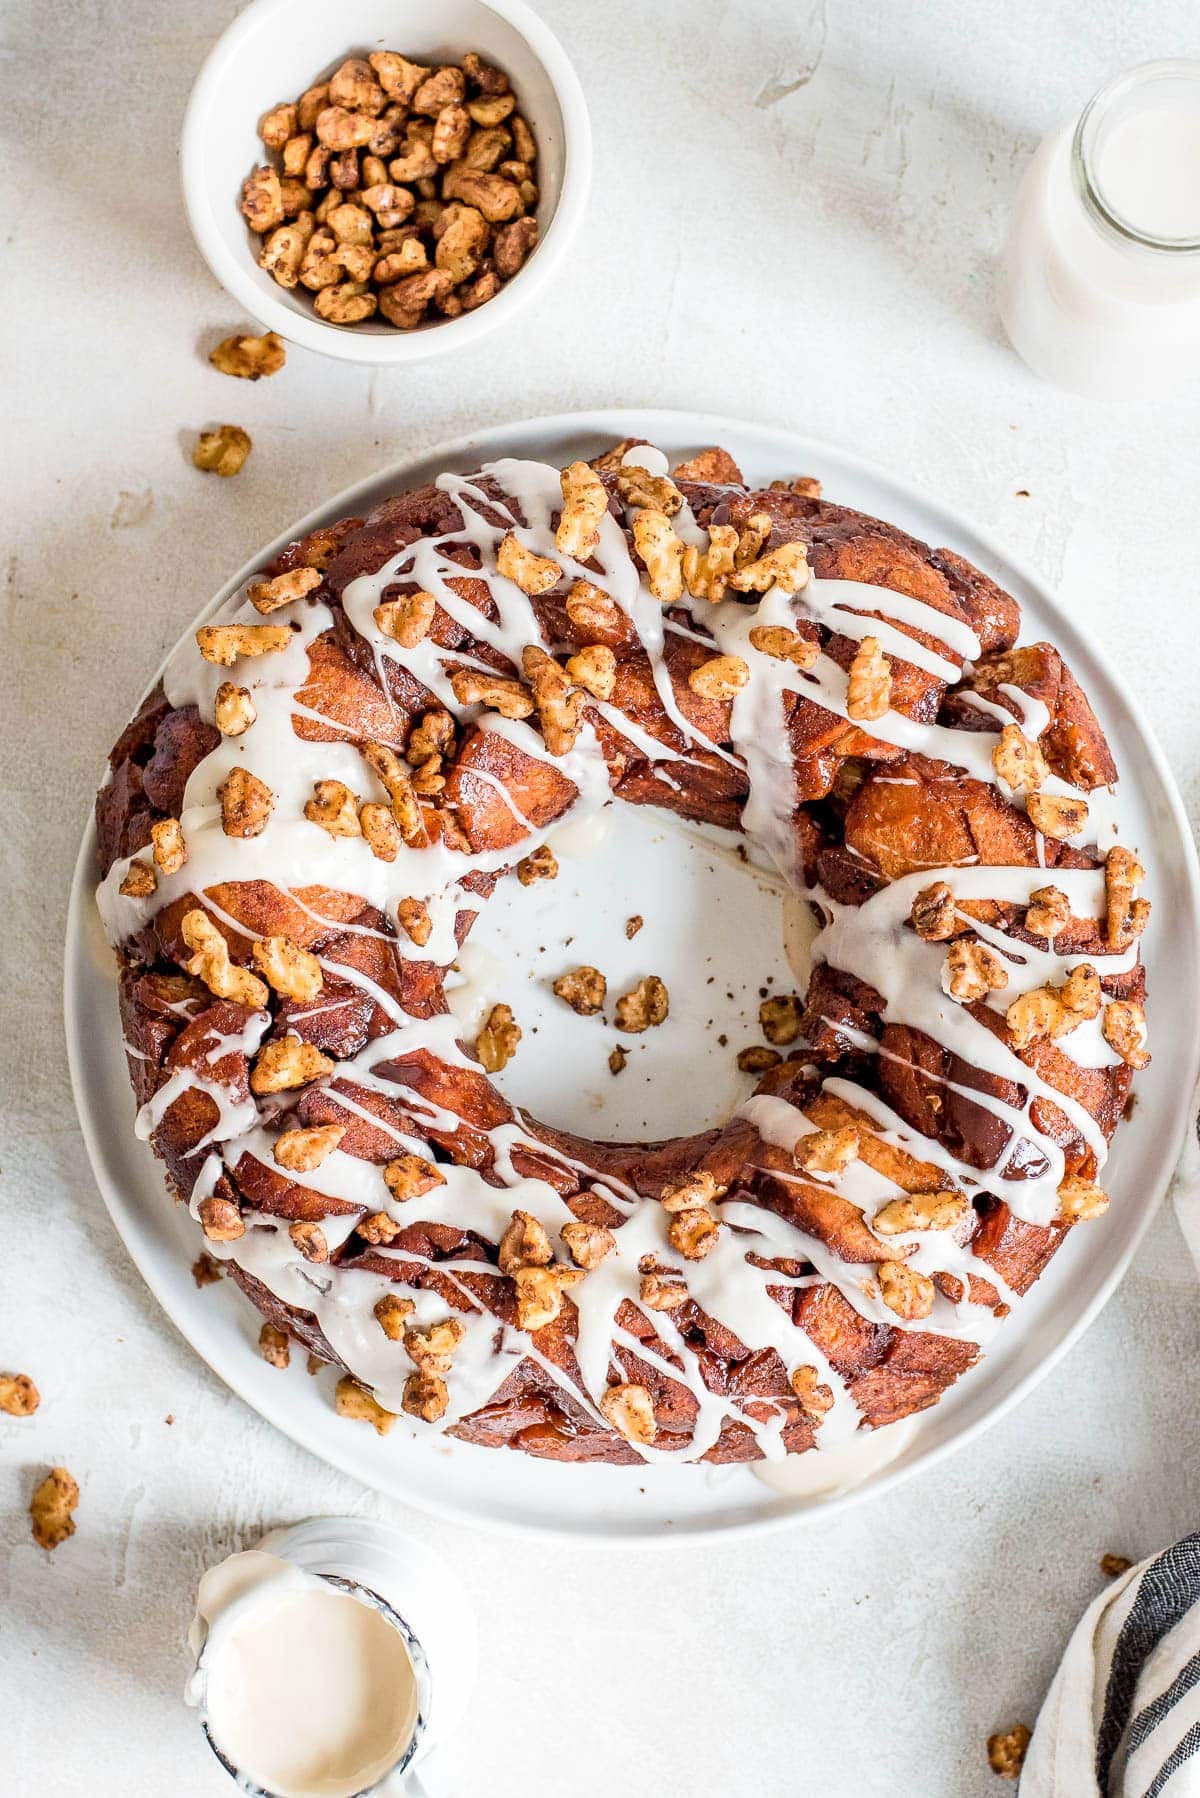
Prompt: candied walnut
<box><xmin>315</xmin><ymin>105</ymin><xmax>375</xmax><ymax>151</ymax></box>
<box><xmin>194</xmin><ymin>425</ymin><xmax>252</xmax><ymax>476</ymax></box>
<box><xmin>214</xmin><ymin>682</ymin><xmax>257</xmax><ymax>737</ymax></box>
<box><xmin>397</xmin><ymin>896</ymin><xmax>432</xmax><ymax>946</ymax></box>
<box><xmin>1057</xmin><ymin>1175</ymin><xmax>1109</xmax><ymax>1223</ymax></box>
<box><xmin>374</xmin><ymin>1294</ymin><xmax>416</xmax><ymax>1340</ymax></box>
<box><xmin>737</xmin><ymin>1045</ymin><xmax>781</xmax><ymax>1073</ymax></box>
<box><xmin>259</xmin><ymin>1323</ymin><xmax>291</xmax><ymax>1369</ymax></box>
<box><xmin>433</xmin><ymin>103</ymin><xmax>471</xmax><ymax>164</ymax></box>
<box><xmin>789</xmin><ymin>1365</ymin><xmax>835</xmax><ymax>1421</ymax></box>
<box><xmin>435</xmin><ymin>202</ymin><xmax>489</xmax><ymax>282</ymax></box>
<box><xmin>374</xmin><ymin>589</ymin><xmax>436</xmax><ymax>647</ymax></box>
<box><xmin>282</xmin><ymin>133</ymin><xmax>313</xmax><ymax>177</ymax></box>
<box><xmin>511</xmin><ymin>114</ymin><xmax>536</xmax><ymax>163</ymax></box>
<box><xmin>493</xmin><ymin>215</ymin><xmax>538</xmax><ymax>277</ymax></box>
<box><xmin>369</xmin><ymin>52</ymin><xmax>429</xmax><ymax>104</ymax></box>
<box><xmin>873</xmin><ymin>1190</ymin><xmax>967</xmax><ymax>1234</ymax></box>
<box><xmin>992</xmin><ymin>723</ymin><xmax>1048</xmax><ymax>794</ymax></box>
<box><xmin>682</xmin><ymin>524</ymin><xmax>738</xmax><ymax>603</ymax></box>
<box><xmin>260</xmin><ymin>102</ymin><xmax>298</xmax><ymax>149</ymax></box>
<box><xmin>476</xmin><ymin>1002</ymin><xmax>521</xmax><ymax>1071</ymax></box>
<box><xmin>877</xmin><ymin>1260</ymin><xmax>935</xmax><ymax>1321</ymax></box>
<box><xmin>404</xmin><ymin>1318</ymin><xmax>464</xmax><ymax>1376</ymax></box>
<box><xmin>1005</xmin><ymin>986</ymin><xmax>1067</xmax><ymax>1050</ymax></box>
<box><xmin>497</xmin><ymin>532</ymin><xmax>561</xmax><ymax>595</ymax></box>
<box><xmin>388</xmin><ymin>135</ymin><xmax>439</xmax><ymax>184</ymax></box>
<box><xmin>407</xmin><ymin>708</ymin><xmax>455</xmax><ymax>765</ymax></box>
<box><xmin>609</xmin><ymin>1045</ymin><xmax>628</xmax><ymax>1076</ymax></box>
<box><xmin>327</xmin><ymin>204</ymin><xmax>375</xmax><ymax>246</ymax></box>
<box><xmin>631</xmin><ymin>510</ymin><xmax>684</xmax><ymax>604</ymax></box>
<box><xmin>403</xmin><ymin>1370</ymin><xmax>449</xmax><ymax>1423</ymax></box>
<box><xmin>251</xmin><ymin>1035</ymin><xmax>334</xmax><ymax>1095</ymax></box>
<box><xmin>1061</xmin><ymin>962</ymin><xmax>1101</xmax><ymax>1021</ymax></box>
<box><xmin>845</xmin><ymin>636</ymin><xmax>892</xmax><ymax>723</ymax></box>
<box><xmin>1026</xmin><ymin>790</ymin><xmax>1089</xmax><ymax>839</ymax></box>
<box><xmin>911</xmin><ymin>881</ymin><xmax>958</xmax><ymax>942</ymax></box>
<box><xmin>151</xmin><ymin>817</ymin><xmax>188</xmax><ymax>875</ymax></box>
<box><xmin>383</xmin><ymin>1152</ymin><xmax>445</xmax><ymax>1202</ymax></box>
<box><xmin>219</xmin><ymin>766</ymin><xmax>274</xmax><ymax>838</ymax></box>
<box><xmin>639</xmin><ymin>1271</ymin><xmax>688</xmax><ymax>1311</ymax></box>
<box><xmin>512</xmin><ymin>1263</ymin><xmax>585</xmax><ymax>1332</ymax></box>
<box><xmin>181</xmin><ymin>909</ymin><xmax>269</xmax><ymax>1008</ymax></box>
<box><xmin>305</xmin><ymin>779</ymin><xmax>362</xmax><ymax>837</ymax></box>
<box><xmin>119</xmin><ymin>859</ymin><xmax>157</xmax><ymax>899</ymax></box>
<box><xmin>461</xmin><ymin>269</ymin><xmax>500</xmax><ymax>310</ymax></box>
<box><xmin>306</xmin><ymin>146</ymin><xmax>333</xmax><ymax>193</ymax></box>
<box><xmin>517</xmin><ymin>844</ymin><xmax>558</xmax><ymax>884</ymax></box>
<box><xmin>296</xmin><ymin>82</ymin><xmax>331</xmax><ymax>131</ymax></box>
<box><xmin>252</xmin><ymin>933</ymin><xmax>323</xmax><ymax>1002</ymax></box>
<box><xmin>498</xmin><ymin>1208</ymin><xmax>553</xmax><ymax>1274</ymax></box>
<box><xmin>198</xmin><ymin>1195</ymin><xmax>244</xmax><ymax>1242</ymax></box>
<box><xmin>556</xmin><ymin>460</ymin><xmax>609</xmax><ymax>559</ymax></box>
<box><xmin>329</xmin><ymin>56</ymin><xmax>385</xmax><ymax>115</ymax></box>
<box><xmin>363</xmin><ymin>741</ymin><xmax>423</xmax><ymax>843</ymax></box>
<box><xmin>668</xmin><ymin>1208</ymin><xmax>722</xmax><ymax>1260</ymax></box>
<box><xmin>523</xmin><ymin>644</ymin><xmax>583</xmax><ymax>754</ymax></box>
<box><xmin>986</xmin><ymin>1725</ymin><xmax>1030</xmax><ymax>1781</ymax></box>
<box><xmin>1105</xmin><ymin>844</ymin><xmax>1147</xmax><ymax>949</ymax></box>
<box><xmin>442</xmin><ymin>167</ymin><xmax>521</xmax><ymax>222</ymax></box>
<box><xmin>561</xmin><ymin>1221</ymin><xmax>615</xmax><ymax>1269</ymax></box>
<box><xmin>335</xmin><ymin>1375</ymin><xmax>398</xmax><ymax>1435</ymax></box>
<box><xmin>943</xmin><ymin>939</ymin><xmax>1009</xmax><ymax>1003</ymax></box>
<box><xmin>259</xmin><ymin>217</ymin><xmax>315</xmax><ymax>288</ymax></box>
<box><xmin>771</xmin><ymin>474</ymin><xmax>822</xmax><ymax>498</ymax></box>
<box><xmin>1101</xmin><ymin>1553</ymin><xmax>1133</xmax><ymax>1578</ymax></box>
<box><xmin>660</xmin><ymin>1170</ymin><xmax>725</xmax><ymax>1213</ymax></box>
<box><xmin>467</xmin><ymin>93</ymin><xmax>515</xmax><ymax>126</ymax></box>
<box><xmin>553</xmin><ymin>965</ymin><xmax>606</xmax><ymax>1016</ymax></box>
<box><xmin>210</xmin><ymin>331</ymin><xmax>286</xmax><ymax>380</ymax></box>
<box><xmin>600</xmin><ymin>1382</ymin><xmax>655</xmax><ymax>1446</ymax></box>
<box><xmin>760</xmin><ymin>993</ymin><xmax>803</xmax><ymax>1045</ymax></box>
<box><xmin>362</xmin><ymin>184</ymin><xmax>416</xmax><ymax>229</ymax></box>
<box><xmin>248</xmin><ymin>566</ymin><xmax>322</xmax><ymax>613</ymax></box>
<box><xmin>192</xmin><ymin>1253</ymin><xmax>223</xmax><ymax>1287</ymax></box>
<box><xmin>565</xmin><ymin>579</ymin><xmax>623</xmax><ymax>638</ymax></box>
<box><xmin>1103</xmin><ymin>999</ymin><xmax>1150</xmax><ymax>1069</ymax></box>
<box><xmin>449</xmin><ymin>666</ymin><xmax>534</xmax><ymax>718</ymax></box>
<box><xmin>615</xmin><ymin>975</ymin><xmax>669</xmax><ymax>1033</ymax></box>
<box><xmin>196</xmin><ymin>623</ymin><xmax>291</xmax><ymax>664</ymax></box>
<box><xmin>0</xmin><ymin>1373</ymin><xmax>39</xmax><ymax>1417</ymax></box>
<box><xmin>1025</xmin><ymin>884</ymin><xmax>1070</xmax><ymax>940</ymax></box>
<box><xmin>414</xmin><ymin>65</ymin><xmax>467</xmax><ymax>114</ymax></box>
<box><xmin>31</xmin><ymin>1467</ymin><xmax>78</xmax><ymax>1551</ymax></box>
<box><xmin>625</xmin><ymin>915</ymin><xmax>643</xmax><ymax>938</ymax></box>
<box><xmin>795</xmin><ymin>1127</ymin><xmax>860</xmax><ymax>1179</ymax></box>
<box><xmin>614</xmin><ymin>466</ymin><xmax>683</xmax><ymax>516</ymax></box>
<box><xmin>688</xmin><ymin>654</ymin><xmax>749</xmax><ymax>700</ymax></box>
<box><xmin>748</xmin><ymin>624</ymin><xmax>819</xmax><ymax>668</ymax></box>
<box><xmin>315</xmin><ymin>282</ymin><xmax>378</xmax><ymax>325</ymax></box>
<box><xmin>463</xmin><ymin>51</ymin><xmax>511</xmax><ymax>94</ymax></box>
<box><xmin>728</xmin><ymin>541</ymin><xmax>809</xmax><ymax>596</ymax></box>
<box><xmin>299</xmin><ymin>229</ymin><xmax>341</xmax><ymax>289</ymax></box>
<box><xmin>275</xmin><ymin>1124</ymin><xmax>345</xmax><ymax>1173</ymax></box>
<box><xmin>241</xmin><ymin>164</ymin><xmax>284</xmax><ymax>232</ymax></box>
<box><xmin>462</xmin><ymin>124</ymin><xmax>512</xmax><ymax>173</ymax></box>
<box><xmin>565</xmin><ymin>643</ymin><xmax>617</xmax><ymax>700</ymax></box>
<box><xmin>360</xmin><ymin>802</ymin><xmax>402</xmax><ymax>862</ymax></box>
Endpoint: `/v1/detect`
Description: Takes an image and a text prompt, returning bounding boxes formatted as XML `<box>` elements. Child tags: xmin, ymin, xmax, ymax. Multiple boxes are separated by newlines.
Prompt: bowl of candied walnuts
<box><xmin>182</xmin><ymin>0</ymin><xmax>590</xmax><ymax>362</ymax></box>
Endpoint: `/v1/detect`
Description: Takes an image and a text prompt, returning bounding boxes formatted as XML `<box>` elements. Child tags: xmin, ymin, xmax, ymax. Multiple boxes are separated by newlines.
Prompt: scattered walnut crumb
<box><xmin>1100</xmin><ymin>1553</ymin><xmax>1132</xmax><ymax>1578</ymax></box>
<box><xmin>194</xmin><ymin>425</ymin><xmax>252</xmax><ymax>476</ymax></box>
<box><xmin>986</xmin><ymin>1724</ymin><xmax>1030</xmax><ymax>1781</ymax></box>
<box><xmin>614</xmin><ymin>975</ymin><xmax>668</xmax><ymax>1033</ymax></box>
<box><xmin>1057</xmin><ymin>1175</ymin><xmax>1109</xmax><ymax>1223</ymax></box>
<box><xmin>31</xmin><ymin>1467</ymin><xmax>79</xmax><ymax>1551</ymax></box>
<box><xmin>119</xmin><ymin>859</ymin><xmax>157</xmax><ymax>899</ymax></box>
<box><xmin>625</xmin><ymin>914</ymin><xmax>643</xmax><ymax>938</ymax></box>
<box><xmin>307</xmin><ymin>1353</ymin><xmax>323</xmax><ymax>1375</ymax></box>
<box><xmin>737</xmin><ymin>1045</ymin><xmax>781</xmax><ymax>1074</ymax></box>
<box><xmin>608</xmin><ymin>1045</ymin><xmax>628</xmax><ymax>1076</ymax></box>
<box><xmin>335</xmin><ymin>1375</ymin><xmax>398</xmax><ymax>1434</ymax></box>
<box><xmin>759</xmin><ymin>993</ymin><xmax>803</xmax><ymax>1045</ymax></box>
<box><xmin>516</xmin><ymin>844</ymin><xmax>558</xmax><ymax>884</ymax></box>
<box><xmin>259</xmin><ymin>1323</ymin><xmax>291</xmax><ymax>1368</ymax></box>
<box><xmin>210</xmin><ymin>331</ymin><xmax>286</xmax><ymax>379</ymax></box>
<box><xmin>192</xmin><ymin>1253</ymin><xmax>223</xmax><ymax>1287</ymax></box>
<box><xmin>553</xmin><ymin>965</ymin><xmax>606</xmax><ymax>1016</ymax></box>
<box><xmin>475</xmin><ymin>1002</ymin><xmax>521</xmax><ymax>1071</ymax></box>
<box><xmin>403</xmin><ymin>1370</ymin><xmax>449</xmax><ymax>1423</ymax></box>
<box><xmin>214</xmin><ymin>682</ymin><xmax>257</xmax><ymax>737</ymax></box>
<box><xmin>0</xmin><ymin>1373</ymin><xmax>40</xmax><ymax>1417</ymax></box>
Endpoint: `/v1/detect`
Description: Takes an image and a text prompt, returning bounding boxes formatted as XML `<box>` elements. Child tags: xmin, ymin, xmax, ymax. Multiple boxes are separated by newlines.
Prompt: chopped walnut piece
<box><xmin>449</xmin><ymin>667</ymin><xmax>534</xmax><ymax>718</ymax></box>
<box><xmin>0</xmin><ymin>1373</ymin><xmax>40</xmax><ymax>1417</ymax></box>
<box><xmin>877</xmin><ymin>1261</ymin><xmax>936</xmax><ymax>1321</ymax></box>
<box><xmin>668</xmin><ymin>1208</ymin><xmax>722</xmax><ymax>1260</ymax></box>
<box><xmin>383</xmin><ymin>1152</ymin><xmax>445</xmax><ymax>1202</ymax></box>
<box><xmin>374</xmin><ymin>589</ymin><xmax>437</xmax><ymax>647</ymax></box>
<box><xmin>911</xmin><ymin>881</ymin><xmax>958</xmax><ymax>942</ymax></box>
<box><xmin>192</xmin><ymin>1253</ymin><xmax>223</xmax><ymax>1287</ymax></box>
<box><xmin>259</xmin><ymin>1323</ymin><xmax>291</xmax><ymax>1368</ymax></box>
<box><xmin>1103</xmin><ymin>999</ymin><xmax>1150</xmax><ymax>1068</ymax></box>
<box><xmin>625</xmin><ymin>915</ymin><xmax>643</xmax><ymax>938</ymax></box>
<box><xmin>873</xmin><ymin>1190</ymin><xmax>967</xmax><ymax>1234</ymax></box>
<box><xmin>565</xmin><ymin>578</ymin><xmax>624</xmax><ymax>638</ymax></box>
<box><xmin>1005</xmin><ymin>986</ymin><xmax>1067</xmax><ymax>1050</ymax></box>
<box><xmin>516</xmin><ymin>844</ymin><xmax>558</xmax><ymax>884</ymax></box>
<box><xmin>789</xmin><ymin>1365</ymin><xmax>835</xmax><ymax>1421</ymax></box>
<box><xmin>194</xmin><ymin>425</ymin><xmax>252</xmax><ymax>477</ymax></box>
<box><xmin>363</xmin><ymin>741</ymin><xmax>423</xmax><ymax>842</ymax></box>
<box><xmin>565</xmin><ymin>643</ymin><xmax>617</xmax><ymax>700</ymax></box>
<box><xmin>358</xmin><ymin>1211</ymin><xmax>403</xmax><ymax>1246</ymax></box>
<box><xmin>733</xmin><ymin>512</ymin><xmax>772</xmax><ymax>568</ymax></box>
<box><xmin>253</xmin><ymin>934</ymin><xmax>323</xmax><ymax>1002</ymax></box>
<box><xmin>287</xmin><ymin>1220</ymin><xmax>329</xmax><ymax>1261</ymax></box>
<box><xmin>992</xmin><ymin>723</ymin><xmax>1049</xmax><ymax>793</ymax></box>
<box><xmin>600</xmin><ymin>1382</ymin><xmax>655</xmax><ymax>1445</ymax></box>
<box><xmin>748</xmin><ymin>624</ymin><xmax>819</xmax><ymax>668</ymax></box>
<box><xmin>248</xmin><ymin>566</ymin><xmax>322</xmax><ymax>613</ymax></box>
<box><xmin>31</xmin><ymin>1467</ymin><xmax>78</xmax><ymax>1551</ymax></box>
<box><xmin>681</xmin><ymin>524</ymin><xmax>738</xmax><ymax>603</ymax></box>
<box><xmin>397</xmin><ymin>896</ymin><xmax>432</xmax><ymax>946</ymax></box>
<box><xmin>632</xmin><ymin>510</ymin><xmax>684</xmax><ymax>604</ymax></box>
<box><xmin>219</xmin><ymin>767</ymin><xmax>274</xmax><ymax>838</ymax></box>
<box><xmin>498</xmin><ymin>1208</ymin><xmax>553</xmax><ymax>1274</ymax></box>
<box><xmin>639</xmin><ymin>1271</ymin><xmax>688</xmax><ymax>1311</ymax></box>
<box><xmin>406</xmin><ymin>708</ymin><xmax>455</xmax><ymax>765</ymax></box>
<box><xmin>759</xmin><ymin>993</ymin><xmax>803</xmax><ymax>1045</ymax></box>
<box><xmin>1025</xmin><ymin>884</ymin><xmax>1070</xmax><ymax>940</ymax></box>
<box><xmin>497</xmin><ymin>531</ymin><xmax>561</xmax><ymax>595</ymax></box>
<box><xmin>1057</xmin><ymin>1175</ymin><xmax>1109</xmax><ymax>1222</ymax></box>
<box><xmin>476</xmin><ymin>1002</ymin><xmax>521</xmax><ymax>1071</ymax></box>
<box><xmin>404</xmin><ymin>1318</ymin><xmax>464</xmax><ymax>1375</ymax></box>
<box><xmin>275</xmin><ymin>1124</ymin><xmax>345</xmax><ymax>1173</ymax></box>
<box><xmin>795</xmin><ymin>1127</ymin><xmax>860</xmax><ymax>1179</ymax></box>
<box><xmin>523</xmin><ymin>644</ymin><xmax>583</xmax><ymax>754</ymax></box>
<box><xmin>561</xmin><ymin>1221</ymin><xmax>615</xmax><ymax>1269</ymax></box>
<box><xmin>1026</xmin><ymin>790</ymin><xmax>1089</xmax><ymax>839</ymax></box>
<box><xmin>1105</xmin><ymin>845</ymin><xmax>1147</xmax><ymax>948</ymax></box>
<box><xmin>737</xmin><ymin>1045</ymin><xmax>781</xmax><ymax>1073</ymax></box>
<box><xmin>943</xmin><ymin>939</ymin><xmax>1009</xmax><ymax>1003</ymax></box>
<box><xmin>214</xmin><ymin>682</ymin><xmax>257</xmax><ymax>737</ymax></box>
<box><xmin>181</xmin><ymin>909</ymin><xmax>269</xmax><ymax>1008</ymax></box>
<box><xmin>374</xmin><ymin>1294</ymin><xmax>417</xmax><ymax>1340</ymax></box>
<box><xmin>198</xmin><ymin>1195</ymin><xmax>245</xmax><ymax>1241</ymax></box>
<box><xmin>196</xmin><ymin>623</ymin><xmax>291</xmax><ymax>665</ymax></box>
<box><xmin>613</xmin><ymin>466</ymin><xmax>683</xmax><ymax>515</ymax></box>
<box><xmin>360</xmin><ymin>802</ymin><xmax>403</xmax><ymax>862</ymax></box>
<box><xmin>556</xmin><ymin>460</ymin><xmax>609</xmax><ymax>559</ymax></box>
<box><xmin>1100</xmin><ymin>1553</ymin><xmax>1133</xmax><ymax>1578</ymax></box>
<box><xmin>119</xmin><ymin>859</ymin><xmax>157</xmax><ymax>899</ymax></box>
<box><xmin>688</xmin><ymin>654</ymin><xmax>750</xmax><ymax>700</ymax></box>
<box><xmin>845</xmin><ymin>636</ymin><xmax>892</xmax><ymax>722</ymax></box>
<box><xmin>250</xmin><ymin>1035</ymin><xmax>334</xmax><ymax>1095</ymax></box>
<box><xmin>305</xmin><ymin>779</ymin><xmax>362</xmax><ymax>837</ymax></box>
<box><xmin>608</xmin><ymin>1045</ymin><xmax>628</xmax><ymax>1076</ymax></box>
<box><xmin>403</xmin><ymin>1370</ymin><xmax>449</xmax><ymax>1423</ymax></box>
<box><xmin>1061</xmin><ymin>962</ymin><xmax>1102</xmax><ymax>1021</ymax></box>
<box><xmin>210</xmin><ymin>332</ymin><xmax>287</xmax><ymax>380</ymax></box>
<box><xmin>335</xmin><ymin>1375</ymin><xmax>398</xmax><ymax>1435</ymax></box>
<box><xmin>660</xmin><ymin>1171</ymin><xmax>725</xmax><ymax>1213</ymax></box>
<box><xmin>553</xmin><ymin>965</ymin><xmax>607</xmax><ymax>1016</ymax></box>
<box><xmin>615</xmin><ymin>975</ymin><xmax>669</xmax><ymax>1033</ymax></box>
<box><xmin>986</xmin><ymin>1724</ymin><xmax>1031</xmax><ymax>1781</ymax></box>
<box><xmin>728</xmin><ymin>540</ymin><xmax>809</xmax><ymax>596</ymax></box>
<box><xmin>512</xmin><ymin>1263</ymin><xmax>585</xmax><ymax>1332</ymax></box>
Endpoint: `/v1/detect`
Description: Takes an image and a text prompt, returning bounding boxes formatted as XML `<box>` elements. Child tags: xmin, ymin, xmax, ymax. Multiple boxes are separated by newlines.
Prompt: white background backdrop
<box><xmin>5</xmin><ymin>0</ymin><xmax>1200</xmax><ymax>1791</ymax></box>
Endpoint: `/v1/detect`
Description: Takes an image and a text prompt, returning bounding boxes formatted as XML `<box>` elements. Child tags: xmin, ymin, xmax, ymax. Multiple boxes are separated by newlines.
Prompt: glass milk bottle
<box><xmin>998</xmin><ymin>60</ymin><xmax>1200</xmax><ymax>397</ymax></box>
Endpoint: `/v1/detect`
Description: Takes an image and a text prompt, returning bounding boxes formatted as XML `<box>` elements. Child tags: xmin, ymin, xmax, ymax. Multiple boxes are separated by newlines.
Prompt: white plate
<box><xmin>65</xmin><ymin>409</ymin><xmax>1200</xmax><ymax>1543</ymax></box>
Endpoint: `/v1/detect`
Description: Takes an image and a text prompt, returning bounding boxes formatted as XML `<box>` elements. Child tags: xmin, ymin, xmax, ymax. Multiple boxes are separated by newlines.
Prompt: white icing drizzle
<box><xmin>95</xmin><ymin>447</ymin><xmax>1145</xmax><ymax>1467</ymax></box>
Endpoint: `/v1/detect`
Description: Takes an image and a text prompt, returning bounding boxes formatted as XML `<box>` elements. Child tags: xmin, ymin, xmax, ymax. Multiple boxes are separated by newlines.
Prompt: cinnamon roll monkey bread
<box><xmin>95</xmin><ymin>437</ymin><xmax>1151</xmax><ymax>1466</ymax></box>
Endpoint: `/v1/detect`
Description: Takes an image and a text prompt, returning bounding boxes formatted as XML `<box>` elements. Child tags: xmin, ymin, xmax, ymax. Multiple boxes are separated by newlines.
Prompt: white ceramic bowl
<box><xmin>181</xmin><ymin>0</ymin><xmax>591</xmax><ymax>365</ymax></box>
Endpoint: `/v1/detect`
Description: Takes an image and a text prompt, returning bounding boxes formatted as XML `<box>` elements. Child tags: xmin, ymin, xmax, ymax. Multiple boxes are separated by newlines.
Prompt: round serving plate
<box><xmin>65</xmin><ymin>409</ymin><xmax>1200</xmax><ymax>1543</ymax></box>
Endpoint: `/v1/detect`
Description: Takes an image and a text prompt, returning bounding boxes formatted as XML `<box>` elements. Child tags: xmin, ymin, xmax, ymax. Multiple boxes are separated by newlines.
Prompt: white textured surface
<box><xmin>4</xmin><ymin>0</ymin><xmax>1200</xmax><ymax>1792</ymax></box>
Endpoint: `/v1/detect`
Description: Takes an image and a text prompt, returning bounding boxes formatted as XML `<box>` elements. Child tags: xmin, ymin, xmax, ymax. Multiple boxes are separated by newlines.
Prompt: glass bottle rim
<box><xmin>1072</xmin><ymin>57</ymin><xmax>1200</xmax><ymax>255</ymax></box>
